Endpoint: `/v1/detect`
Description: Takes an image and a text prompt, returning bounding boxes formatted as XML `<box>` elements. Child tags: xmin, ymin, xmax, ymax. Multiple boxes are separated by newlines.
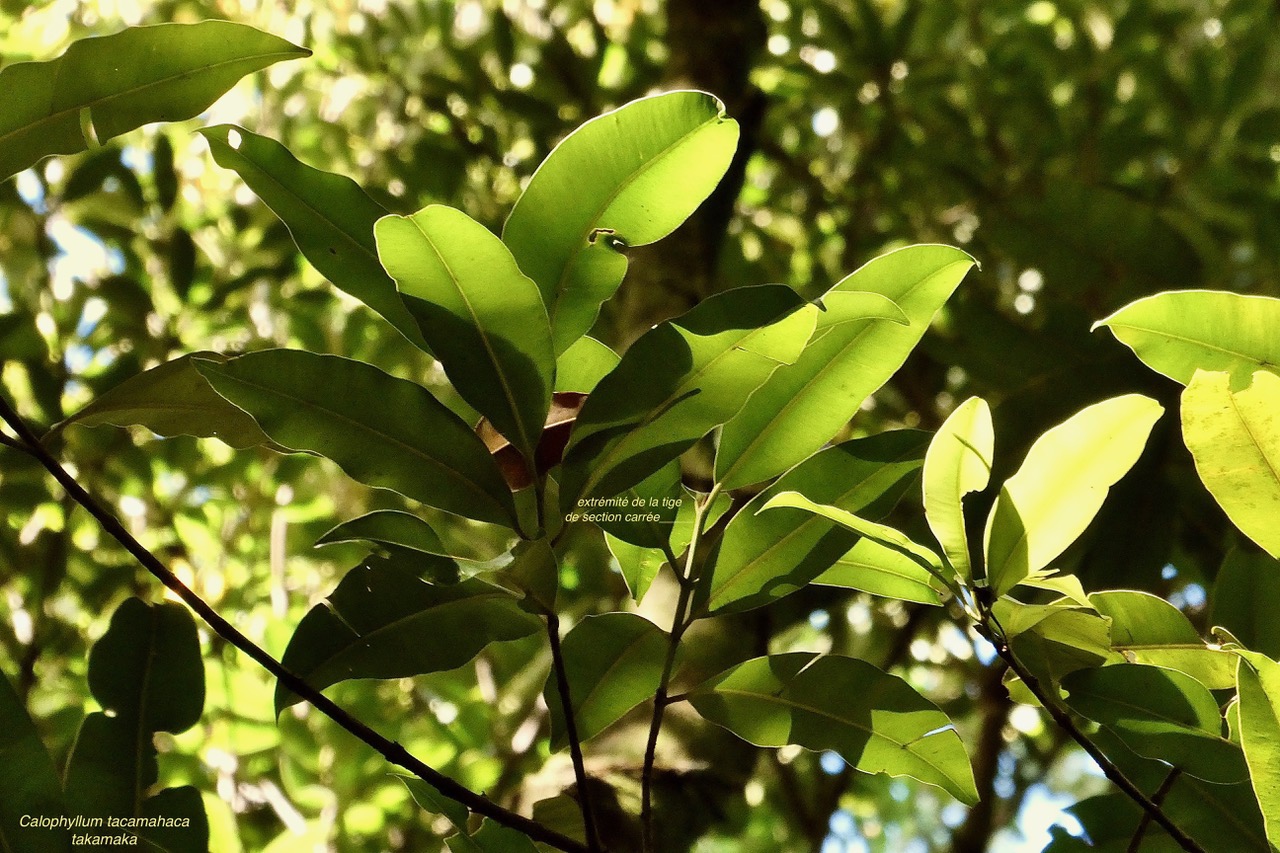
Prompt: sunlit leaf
<box><xmin>561</xmin><ymin>285</ymin><xmax>816</xmax><ymax>505</ymax></box>
<box><xmin>704</xmin><ymin>430</ymin><xmax>928</xmax><ymax>614</ymax></box>
<box><xmin>689</xmin><ymin>653</ymin><xmax>978</xmax><ymax>804</ymax></box>
<box><xmin>555</xmin><ymin>336</ymin><xmax>619</xmax><ymax>394</ymax></box>
<box><xmin>1237</xmin><ymin>651</ymin><xmax>1280</xmax><ymax>851</ymax></box>
<box><xmin>275</xmin><ymin>556</ymin><xmax>541</xmax><ymax>713</ymax></box>
<box><xmin>376</xmin><ymin>205</ymin><xmax>555</xmax><ymax>459</ymax></box>
<box><xmin>1096</xmin><ymin>290</ymin><xmax>1280</xmax><ymax>385</ymax></box>
<box><xmin>200</xmin><ymin>125</ymin><xmax>427</xmax><ymax>350</ymax></box>
<box><xmin>923</xmin><ymin>396</ymin><xmax>993</xmax><ymax>584</ymax></box>
<box><xmin>715</xmin><ymin>245</ymin><xmax>974</xmax><ymax>491</ymax></box>
<box><xmin>812</xmin><ymin>538</ymin><xmax>945</xmax><ymax>605</ymax></box>
<box><xmin>0</xmin><ymin>21</ymin><xmax>309</xmax><ymax>179</ymax></box>
<box><xmin>984</xmin><ymin>395</ymin><xmax>1163</xmax><ymax>595</ymax></box>
<box><xmin>545</xmin><ymin>613</ymin><xmax>667</xmax><ymax>748</ymax></box>
<box><xmin>1181</xmin><ymin>369</ymin><xmax>1280</xmax><ymax>559</ymax></box>
<box><xmin>196</xmin><ymin>350</ymin><xmax>519</xmax><ymax>528</ymax></box>
<box><xmin>503</xmin><ymin>90</ymin><xmax>740</xmax><ymax>354</ymax></box>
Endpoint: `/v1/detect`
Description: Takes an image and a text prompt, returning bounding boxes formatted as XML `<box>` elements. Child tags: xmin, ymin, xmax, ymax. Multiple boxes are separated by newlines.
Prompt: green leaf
<box><xmin>316</xmin><ymin>510</ymin><xmax>448</xmax><ymax>556</ymax></box>
<box><xmin>0</xmin><ymin>668</ymin><xmax>69</xmax><ymax>853</ymax></box>
<box><xmin>812</xmin><ymin>538</ymin><xmax>945</xmax><ymax>605</ymax></box>
<box><xmin>555</xmin><ymin>336</ymin><xmax>619</xmax><ymax>393</ymax></box>
<box><xmin>1062</xmin><ymin>664</ymin><xmax>1247</xmax><ymax>783</ymax></box>
<box><xmin>199</xmin><ymin>125</ymin><xmax>427</xmax><ymax>350</ymax></box>
<box><xmin>376</xmin><ymin>205</ymin><xmax>555</xmax><ymax>459</ymax></box>
<box><xmin>1212</xmin><ymin>549</ymin><xmax>1280</xmax><ymax>659</ymax></box>
<box><xmin>714</xmin><ymin>245</ymin><xmax>975</xmax><ymax>491</ymax></box>
<box><xmin>135</xmin><ymin>787</ymin><xmax>210</xmax><ymax>853</ymax></box>
<box><xmin>0</xmin><ymin>21</ymin><xmax>309</xmax><ymax>180</ymax></box>
<box><xmin>984</xmin><ymin>394</ymin><xmax>1163</xmax><ymax>596</ymax></box>
<box><xmin>1237</xmin><ymin>652</ymin><xmax>1280</xmax><ymax>851</ymax></box>
<box><xmin>1092</xmin><ymin>590</ymin><xmax>1236</xmax><ymax>689</ymax></box>
<box><xmin>545</xmin><ymin>612</ymin><xmax>668</xmax><ymax>748</ymax></box>
<box><xmin>761</xmin><ymin>492</ymin><xmax>947</xmax><ymax>580</ymax></box>
<box><xmin>196</xmin><ymin>350</ymin><xmax>519</xmax><ymax>528</ymax></box>
<box><xmin>274</xmin><ymin>555</ymin><xmax>541</xmax><ymax>713</ymax></box>
<box><xmin>50</xmin><ymin>352</ymin><xmax>278</xmax><ymax>450</ymax></box>
<box><xmin>1095</xmin><ymin>290</ymin><xmax>1280</xmax><ymax>385</ymax></box>
<box><xmin>923</xmin><ymin>396</ymin><xmax>993</xmax><ymax>584</ymax></box>
<box><xmin>605</xmin><ymin>532</ymin><xmax>668</xmax><ymax>604</ymax></box>
<box><xmin>1181</xmin><ymin>370</ymin><xmax>1280</xmax><ymax>559</ymax></box>
<box><xmin>689</xmin><ymin>653</ymin><xmax>978</xmax><ymax>804</ymax></box>
<box><xmin>502</xmin><ymin>90</ymin><xmax>740</xmax><ymax>354</ymax></box>
<box><xmin>703</xmin><ymin>430</ymin><xmax>928</xmax><ymax>614</ymax></box>
<box><xmin>561</xmin><ymin>285</ymin><xmax>816</xmax><ymax>505</ymax></box>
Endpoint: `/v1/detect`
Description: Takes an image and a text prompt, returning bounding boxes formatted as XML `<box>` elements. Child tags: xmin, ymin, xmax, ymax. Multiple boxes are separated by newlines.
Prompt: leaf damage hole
<box><xmin>227</xmin><ymin>128</ymin><xmax>243</xmax><ymax>150</ymax></box>
<box><xmin>588</xmin><ymin>228</ymin><xmax>628</xmax><ymax>251</ymax></box>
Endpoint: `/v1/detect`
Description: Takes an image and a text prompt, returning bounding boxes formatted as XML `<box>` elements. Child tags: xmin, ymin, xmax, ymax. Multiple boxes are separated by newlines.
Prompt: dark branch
<box><xmin>0</xmin><ymin>391</ymin><xmax>588</xmax><ymax>853</ymax></box>
<box><xmin>1127</xmin><ymin>768</ymin><xmax>1182</xmax><ymax>853</ymax></box>
<box><xmin>545</xmin><ymin>612</ymin><xmax>603</xmax><ymax>852</ymax></box>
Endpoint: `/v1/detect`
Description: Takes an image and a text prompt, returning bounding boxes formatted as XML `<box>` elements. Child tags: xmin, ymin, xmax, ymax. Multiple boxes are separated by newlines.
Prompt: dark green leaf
<box><xmin>1062</xmin><ymin>664</ymin><xmax>1246</xmax><ymax>783</ymax></box>
<box><xmin>546</xmin><ymin>612</ymin><xmax>667</xmax><ymax>748</ymax></box>
<box><xmin>0</xmin><ymin>667</ymin><xmax>69</xmax><ymax>853</ymax></box>
<box><xmin>689</xmin><ymin>653</ymin><xmax>978</xmax><ymax>804</ymax></box>
<box><xmin>1092</xmin><ymin>591</ymin><xmax>1235</xmax><ymax>689</ymax></box>
<box><xmin>714</xmin><ymin>245</ymin><xmax>974</xmax><ymax>490</ymax></box>
<box><xmin>703</xmin><ymin>430</ymin><xmax>928</xmax><ymax>614</ymax></box>
<box><xmin>561</xmin><ymin>284</ymin><xmax>816</xmax><ymax>505</ymax></box>
<box><xmin>196</xmin><ymin>350</ymin><xmax>519</xmax><ymax>528</ymax></box>
<box><xmin>376</xmin><ymin>205</ymin><xmax>555</xmax><ymax>459</ymax></box>
<box><xmin>502</xmin><ymin>90</ymin><xmax>740</xmax><ymax>354</ymax></box>
<box><xmin>275</xmin><ymin>556</ymin><xmax>540</xmax><ymax>713</ymax></box>
<box><xmin>0</xmin><ymin>21</ymin><xmax>309</xmax><ymax>180</ymax></box>
<box><xmin>1211</xmin><ymin>549</ymin><xmax>1280</xmax><ymax>659</ymax></box>
<box><xmin>50</xmin><ymin>352</ymin><xmax>278</xmax><ymax>450</ymax></box>
<box><xmin>199</xmin><ymin>125</ymin><xmax>427</xmax><ymax>350</ymax></box>
<box><xmin>316</xmin><ymin>511</ymin><xmax>448</xmax><ymax>557</ymax></box>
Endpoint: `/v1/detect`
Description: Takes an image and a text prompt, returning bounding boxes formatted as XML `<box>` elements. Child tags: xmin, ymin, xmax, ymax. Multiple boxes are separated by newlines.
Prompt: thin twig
<box><xmin>641</xmin><ymin>485</ymin><xmax>720</xmax><ymax>852</ymax></box>
<box><xmin>986</xmin><ymin>629</ymin><xmax>1205</xmax><ymax>853</ymax></box>
<box><xmin>0</xmin><ymin>392</ymin><xmax>589</xmax><ymax>853</ymax></box>
<box><xmin>1127</xmin><ymin>768</ymin><xmax>1182</xmax><ymax>853</ymax></box>
<box><xmin>545</xmin><ymin>612</ymin><xmax>603</xmax><ymax>852</ymax></box>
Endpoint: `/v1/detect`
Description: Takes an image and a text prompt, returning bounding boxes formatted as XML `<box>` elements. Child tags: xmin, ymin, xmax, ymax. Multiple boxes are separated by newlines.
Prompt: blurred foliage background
<box><xmin>2</xmin><ymin>0</ymin><xmax>1279</xmax><ymax>850</ymax></box>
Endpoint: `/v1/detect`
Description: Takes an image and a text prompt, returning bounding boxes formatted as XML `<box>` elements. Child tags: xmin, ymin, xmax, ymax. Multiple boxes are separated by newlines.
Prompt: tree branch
<box><xmin>1127</xmin><ymin>768</ymin><xmax>1182</xmax><ymax>853</ymax></box>
<box><xmin>641</xmin><ymin>485</ymin><xmax>720</xmax><ymax>852</ymax></box>
<box><xmin>0</xmin><ymin>391</ymin><xmax>589</xmax><ymax>853</ymax></box>
<box><xmin>983</xmin><ymin>623</ymin><xmax>1205</xmax><ymax>853</ymax></box>
<box><xmin>545</xmin><ymin>612</ymin><xmax>603</xmax><ymax>852</ymax></box>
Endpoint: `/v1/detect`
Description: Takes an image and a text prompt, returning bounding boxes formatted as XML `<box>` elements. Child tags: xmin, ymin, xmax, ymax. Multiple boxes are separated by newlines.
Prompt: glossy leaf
<box><xmin>1092</xmin><ymin>591</ymin><xmax>1235</xmax><ymax>689</ymax></box>
<box><xmin>50</xmin><ymin>352</ymin><xmax>277</xmax><ymax>450</ymax></box>
<box><xmin>376</xmin><ymin>205</ymin><xmax>555</xmax><ymax>459</ymax></box>
<box><xmin>502</xmin><ymin>90</ymin><xmax>740</xmax><ymax>354</ymax></box>
<box><xmin>1062</xmin><ymin>664</ymin><xmax>1246</xmax><ymax>783</ymax></box>
<box><xmin>761</xmin><ymin>492</ymin><xmax>946</xmax><ymax>580</ymax></box>
<box><xmin>1095</xmin><ymin>290</ymin><xmax>1280</xmax><ymax>385</ymax></box>
<box><xmin>0</xmin><ymin>21</ymin><xmax>308</xmax><ymax>180</ymax></box>
<box><xmin>555</xmin><ymin>336</ymin><xmax>619</xmax><ymax>393</ymax></box>
<box><xmin>316</xmin><ymin>510</ymin><xmax>448</xmax><ymax>556</ymax></box>
<box><xmin>200</xmin><ymin>125</ymin><xmax>427</xmax><ymax>350</ymax></box>
<box><xmin>812</xmin><ymin>538</ymin><xmax>945</xmax><ymax>605</ymax></box>
<box><xmin>689</xmin><ymin>653</ymin><xmax>978</xmax><ymax>804</ymax></box>
<box><xmin>545</xmin><ymin>613</ymin><xmax>667</xmax><ymax>748</ymax></box>
<box><xmin>984</xmin><ymin>394</ymin><xmax>1163</xmax><ymax>595</ymax></box>
<box><xmin>588</xmin><ymin>461</ymin><xmax>684</xmax><ymax>549</ymax></box>
<box><xmin>561</xmin><ymin>285</ymin><xmax>816</xmax><ymax>504</ymax></box>
<box><xmin>1212</xmin><ymin>549</ymin><xmax>1280</xmax><ymax>659</ymax></box>
<box><xmin>275</xmin><ymin>555</ymin><xmax>540</xmax><ymax>713</ymax></box>
<box><xmin>704</xmin><ymin>430</ymin><xmax>928</xmax><ymax>614</ymax></box>
<box><xmin>1181</xmin><ymin>370</ymin><xmax>1280</xmax><ymax>558</ymax></box>
<box><xmin>196</xmin><ymin>350</ymin><xmax>519</xmax><ymax>528</ymax></box>
<box><xmin>923</xmin><ymin>396</ymin><xmax>993</xmax><ymax>584</ymax></box>
<box><xmin>1237</xmin><ymin>651</ymin><xmax>1280</xmax><ymax>851</ymax></box>
<box><xmin>605</xmin><ymin>532</ymin><xmax>667</xmax><ymax>604</ymax></box>
<box><xmin>715</xmin><ymin>245</ymin><xmax>974</xmax><ymax>490</ymax></box>
<box><xmin>0</xmin><ymin>668</ymin><xmax>69</xmax><ymax>852</ymax></box>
